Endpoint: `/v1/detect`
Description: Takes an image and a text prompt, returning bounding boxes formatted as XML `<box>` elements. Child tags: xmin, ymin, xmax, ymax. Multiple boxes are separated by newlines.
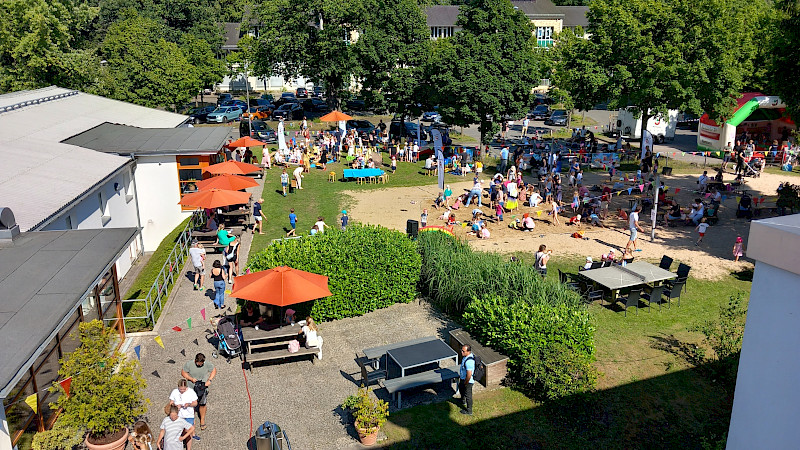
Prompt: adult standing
<box><xmin>534</xmin><ymin>244</ymin><xmax>552</xmax><ymax>278</ymax></box>
<box><xmin>499</xmin><ymin>145</ymin><xmax>509</xmax><ymax>176</ymax></box>
<box><xmin>252</xmin><ymin>198</ymin><xmax>265</xmax><ymax>235</ymax></box>
<box><xmin>522</xmin><ymin>116</ymin><xmax>530</xmax><ymax>137</ymax></box>
<box><xmin>465</xmin><ymin>177</ymin><xmax>483</xmax><ymax>207</ymax></box>
<box><xmin>222</xmin><ymin>237</ymin><xmax>240</xmax><ymax>284</ymax></box>
<box><xmin>157</xmin><ymin>405</ymin><xmax>194</xmax><ymax>450</ymax></box>
<box><xmin>188</xmin><ymin>240</ymin><xmax>205</xmax><ymax>291</ymax></box>
<box><xmin>458</xmin><ymin>345</ymin><xmax>475</xmax><ymax>415</ymax></box>
<box><xmin>210</xmin><ymin>261</ymin><xmax>225</xmax><ymax>310</ymax></box>
<box><xmin>625</xmin><ymin>205</ymin><xmax>644</xmax><ymax>253</ymax></box>
<box><xmin>735</xmin><ymin>150</ymin><xmax>745</xmax><ymax>176</ymax></box>
<box><xmin>722</xmin><ymin>141</ymin><xmax>733</xmax><ymax>171</ymax></box>
<box><xmin>293</xmin><ymin>165</ymin><xmax>304</xmax><ymax>190</ymax></box>
<box><xmin>181</xmin><ymin>353</ymin><xmax>216</xmax><ymax>432</ymax></box>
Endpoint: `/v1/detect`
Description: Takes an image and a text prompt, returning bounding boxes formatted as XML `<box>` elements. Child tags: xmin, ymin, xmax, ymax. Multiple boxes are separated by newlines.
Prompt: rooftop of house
<box><xmin>63</xmin><ymin>122</ymin><xmax>232</xmax><ymax>156</ymax></box>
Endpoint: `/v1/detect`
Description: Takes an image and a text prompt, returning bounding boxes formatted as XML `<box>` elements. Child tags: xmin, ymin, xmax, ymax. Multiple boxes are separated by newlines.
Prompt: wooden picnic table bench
<box><xmin>383</xmin><ymin>367</ymin><xmax>459</xmax><ymax>408</ymax></box>
<box><xmin>244</xmin><ymin>346</ymin><xmax>322</xmax><ymax>371</ymax></box>
<box><xmin>448</xmin><ymin>329</ymin><xmax>509</xmax><ymax>387</ymax></box>
<box><xmin>241</xmin><ymin>324</ymin><xmax>323</xmax><ymax>371</ymax></box>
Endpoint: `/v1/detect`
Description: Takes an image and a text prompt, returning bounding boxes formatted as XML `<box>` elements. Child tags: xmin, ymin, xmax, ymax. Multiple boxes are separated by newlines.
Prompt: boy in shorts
<box><xmin>252</xmin><ymin>198</ymin><xmax>265</xmax><ymax>234</ymax></box>
<box><xmin>280</xmin><ymin>169</ymin><xmax>289</xmax><ymax>196</ymax></box>
<box><xmin>695</xmin><ymin>217</ymin><xmax>709</xmax><ymax>246</ymax></box>
<box><xmin>286</xmin><ymin>209</ymin><xmax>297</xmax><ymax>236</ymax></box>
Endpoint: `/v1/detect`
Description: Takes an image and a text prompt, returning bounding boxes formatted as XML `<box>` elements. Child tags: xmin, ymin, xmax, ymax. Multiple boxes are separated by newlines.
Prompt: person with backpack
<box><xmin>459</xmin><ymin>345</ymin><xmax>478</xmax><ymax>416</ymax></box>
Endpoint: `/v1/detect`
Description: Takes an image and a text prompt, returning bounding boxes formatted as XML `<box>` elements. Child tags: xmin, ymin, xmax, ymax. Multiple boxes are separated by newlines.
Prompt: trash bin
<box><xmin>255</xmin><ymin>421</ymin><xmax>292</xmax><ymax>450</ymax></box>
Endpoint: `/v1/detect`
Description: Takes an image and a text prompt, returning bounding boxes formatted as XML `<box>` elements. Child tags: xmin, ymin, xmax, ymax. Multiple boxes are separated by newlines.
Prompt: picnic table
<box><xmin>342</xmin><ymin>168</ymin><xmax>385</xmax><ymax>181</ymax></box>
<box><xmin>241</xmin><ymin>323</ymin><xmax>322</xmax><ymax>370</ymax></box>
<box><xmin>578</xmin><ymin>261</ymin><xmax>676</xmax><ymax>300</ymax></box>
<box><xmin>219</xmin><ymin>209</ymin><xmax>251</xmax><ymax>228</ymax></box>
<box><xmin>382</xmin><ymin>338</ymin><xmax>459</xmax><ymax>408</ymax></box>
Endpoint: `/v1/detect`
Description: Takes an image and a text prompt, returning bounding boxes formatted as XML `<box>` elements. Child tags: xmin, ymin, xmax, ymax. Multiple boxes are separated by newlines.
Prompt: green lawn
<box><xmin>381</xmin><ymin>257</ymin><xmax>751</xmax><ymax>449</ymax></box>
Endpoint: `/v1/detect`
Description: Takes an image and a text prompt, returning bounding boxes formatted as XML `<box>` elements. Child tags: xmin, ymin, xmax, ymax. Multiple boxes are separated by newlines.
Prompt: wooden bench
<box><xmin>383</xmin><ymin>367</ymin><xmax>459</xmax><ymax>408</ymax></box>
<box><xmin>448</xmin><ymin>329</ymin><xmax>509</xmax><ymax>387</ymax></box>
<box><xmin>245</xmin><ymin>343</ymin><xmax>323</xmax><ymax>371</ymax></box>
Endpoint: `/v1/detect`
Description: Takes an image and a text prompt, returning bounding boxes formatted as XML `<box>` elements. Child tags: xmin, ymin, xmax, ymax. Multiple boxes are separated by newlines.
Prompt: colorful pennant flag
<box><xmin>154</xmin><ymin>336</ymin><xmax>164</xmax><ymax>349</ymax></box>
<box><xmin>675</xmin><ymin>188</ymin><xmax>681</xmax><ymax>193</ymax></box>
<box><xmin>639</xmin><ymin>184</ymin><xmax>645</xmax><ymax>192</ymax></box>
<box><xmin>536</xmin><ymin>210</ymin><xmax>542</xmax><ymax>216</ymax></box>
<box><xmin>24</xmin><ymin>394</ymin><xmax>37</xmax><ymax>413</ymax></box>
<box><xmin>627</xmin><ymin>188</ymin><xmax>633</xmax><ymax>195</ymax></box>
<box><xmin>59</xmin><ymin>377</ymin><xmax>72</xmax><ymax>398</ymax></box>
<box><xmin>151</xmin><ymin>370</ymin><xmax>161</xmax><ymax>379</ymax></box>
<box><xmin>180</xmin><ymin>349</ymin><xmax>186</xmax><ymax>357</ymax></box>
<box><xmin>187</xmin><ymin>318</ymin><xmax>192</xmax><ymax>329</ymax></box>
<box><xmin>172</xmin><ymin>326</ymin><xmax>182</xmax><ymax>332</ymax></box>
<box><xmin>200</xmin><ymin>308</ymin><xmax>206</xmax><ymax>321</ymax></box>
<box><xmin>134</xmin><ymin>345</ymin><xmax>141</xmax><ymax>360</ymax></box>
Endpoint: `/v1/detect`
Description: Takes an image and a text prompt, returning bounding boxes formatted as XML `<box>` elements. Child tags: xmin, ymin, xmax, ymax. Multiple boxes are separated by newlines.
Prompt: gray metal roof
<box><xmin>0</xmin><ymin>228</ymin><xmax>138</xmax><ymax>398</ymax></box>
<box><xmin>222</xmin><ymin>22</ymin><xmax>242</xmax><ymax>51</ymax></box>
<box><xmin>561</xmin><ymin>6</ymin><xmax>590</xmax><ymax>28</ymax></box>
<box><xmin>511</xmin><ymin>0</ymin><xmax>563</xmax><ymax>17</ymax></box>
<box><xmin>0</xmin><ymin>86</ymin><xmax>188</xmax><ymax>231</ymax></box>
<box><xmin>63</xmin><ymin>122</ymin><xmax>232</xmax><ymax>156</ymax></box>
<box><xmin>425</xmin><ymin>6</ymin><xmax>461</xmax><ymax>27</ymax></box>
<box><xmin>425</xmin><ymin>1</ymin><xmax>577</xmax><ymax>28</ymax></box>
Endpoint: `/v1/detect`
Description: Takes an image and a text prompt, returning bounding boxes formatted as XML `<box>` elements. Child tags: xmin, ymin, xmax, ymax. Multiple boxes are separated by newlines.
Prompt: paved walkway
<box><xmin>129</xmin><ymin>177</ymin><xmax>467</xmax><ymax>448</ymax></box>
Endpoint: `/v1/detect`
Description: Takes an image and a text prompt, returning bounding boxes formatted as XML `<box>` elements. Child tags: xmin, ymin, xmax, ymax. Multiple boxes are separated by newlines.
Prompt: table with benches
<box><xmin>241</xmin><ymin>324</ymin><xmax>322</xmax><ymax>371</ymax></box>
<box><xmin>342</xmin><ymin>168</ymin><xmax>386</xmax><ymax>184</ymax></box>
<box><xmin>191</xmin><ymin>228</ymin><xmax>243</xmax><ymax>252</ymax></box>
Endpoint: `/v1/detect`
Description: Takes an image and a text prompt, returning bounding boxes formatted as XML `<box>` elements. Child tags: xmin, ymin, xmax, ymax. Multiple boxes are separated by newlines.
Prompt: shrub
<box><xmin>342</xmin><ymin>386</ymin><xmax>389</xmax><ymax>433</ymax></box>
<box><xmin>463</xmin><ymin>295</ymin><xmax>597</xmax><ymax>400</ymax></box>
<box><xmin>417</xmin><ymin>232</ymin><xmax>581</xmax><ymax>314</ymax></box>
<box><xmin>248</xmin><ymin>224</ymin><xmax>421</xmax><ymax>321</ymax></box>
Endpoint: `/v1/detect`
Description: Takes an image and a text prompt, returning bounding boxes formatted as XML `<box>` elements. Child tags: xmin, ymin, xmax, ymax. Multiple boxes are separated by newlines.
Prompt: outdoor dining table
<box><xmin>386</xmin><ymin>339</ymin><xmax>458</xmax><ymax>378</ymax></box>
<box><xmin>342</xmin><ymin>168</ymin><xmax>384</xmax><ymax>179</ymax></box>
<box><xmin>579</xmin><ymin>261</ymin><xmax>677</xmax><ymax>300</ymax></box>
<box><xmin>241</xmin><ymin>324</ymin><xmax>300</xmax><ymax>354</ymax></box>
<box><xmin>219</xmin><ymin>209</ymin><xmax>251</xmax><ymax>227</ymax></box>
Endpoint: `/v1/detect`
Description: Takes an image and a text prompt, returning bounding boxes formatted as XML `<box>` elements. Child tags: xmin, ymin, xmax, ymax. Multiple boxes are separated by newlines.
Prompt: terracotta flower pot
<box><xmin>85</xmin><ymin>427</ymin><xmax>129</xmax><ymax>450</ymax></box>
<box><xmin>357</xmin><ymin>426</ymin><xmax>378</xmax><ymax>446</ymax></box>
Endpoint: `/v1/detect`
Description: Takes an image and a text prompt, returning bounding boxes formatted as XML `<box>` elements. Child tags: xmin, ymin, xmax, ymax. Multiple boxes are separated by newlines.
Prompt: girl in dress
<box><xmin>732</xmin><ymin>236</ymin><xmax>745</xmax><ymax>262</ymax></box>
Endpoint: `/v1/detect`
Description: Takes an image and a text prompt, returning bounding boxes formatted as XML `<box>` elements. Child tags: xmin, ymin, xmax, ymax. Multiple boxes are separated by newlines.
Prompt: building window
<box><xmin>537</xmin><ymin>27</ymin><xmax>554</xmax><ymax>48</ymax></box>
<box><xmin>177</xmin><ymin>156</ymin><xmax>213</xmax><ymax>210</ymax></box>
<box><xmin>540</xmin><ymin>79</ymin><xmax>551</xmax><ymax>87</ymax></box>
<box><xmin>98</xmin><ymin>192</ymin><xmax>111</xmax><ymax>226</ymax></box>
<box><xmin>430</xmin><ymin>26</ymin><xmax>453</xmax><ymax>39</ymax></box>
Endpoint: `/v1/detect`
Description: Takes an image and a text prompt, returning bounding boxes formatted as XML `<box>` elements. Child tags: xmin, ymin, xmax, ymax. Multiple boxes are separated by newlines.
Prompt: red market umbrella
<box><xmin>319</xmin><ymin>111</ymin><xmax>353</xmax><ymax>122</ymax></box>
<box><xmin>230</xmin><ymin>266</ymin><xmax>332</xmax><ymax>307</ymax></box>
<box><xmin>226</xmin><ymin>136</ymin><xmax>268</xmax><ymax>148</ymax></box>
<box><xmin>196</xmin><ymin>174</ymin><xmax>259</xmax><ymax>191</ymax></box>
<box><xmin>204</xmin><ymin>160</ymin><xmax>262</xmax><ymax>175</ymax></box>
<box><xmin>178</xmin><ymin>188</ymin><xmax>252</xmax><ymax>209</ymax></box>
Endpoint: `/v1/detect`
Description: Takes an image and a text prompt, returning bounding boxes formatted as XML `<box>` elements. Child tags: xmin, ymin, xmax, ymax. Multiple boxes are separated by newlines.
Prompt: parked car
<box><xmin>216</xmin><ymin>93</ymin><xmax>233</xmax><ymax>104</ymax></box>
<box><xmin>260</xmin><ymin>93</ymin><xmax>275</xmax><ymax>102</ymax></box>
<box><xmin>242</xmin><ymin>105</ymin><xmax>272</xmax><ymax>121</ymax></box>
<box><xmin>532</xmin><ymin>93</ymin><xmax>554</xmax><ymax>106</ymax></box>
<box><xmin>346</xmin><ymin>119</ymin><xmax>377</xmax><ymax>137</ymax></box>
<box><xmin>390</xmin><ymin>120</ymin><xmax>426</xmax><ymax>140</ymax></box>
<box><xmin>296</xmin><ymin>87</ymin><xmax>308</xmax><ymax>98</ymax></box>
<box><xmin>421</xmin><ymin>111</ymin><xmax>442</xmax><ymax>122</ymax></box>
<box><xmin>422</xmin><ymin>123</ymin><xmax>453</xmax><ymax>146</ymax></box>
<box><xmin>345</xmin><ymin>97</ymin><xmax>366</xmax><ymax>111</ymax></box>
<box><xmin>271</xmin><ymin>102</ymin><xmax>303</xmax><ymax>120</ymax></box>
<box><xmin>302</xmin><ymin>98</ymin><xmax>331</xmax><ymax>113</ymax></box>
<box><xmin>528</xmin><ymin>105</ymin><xmax>551</xmax><ymax>120</ymax></box>
<box><xmin>187</xmin><ymin>105</ymin><xmax>216</xmax><ymax>124</ymax></box>
<box><xmin>281</xmin><ymin>92</ymin><xmax>296</xmax><ymax>100</ymax></box>
<box><xmin>239</xmin><ymin>120</ymin><xmax>277</xmax><ymax>143</ymax></box>
<box><xmin>677</xmin><ymin>112</ymin><xmax>700</xmax><ymax>128</ymax></box>
<box><xmin>206</xmin><ymin>107</ymin><xmax>242</xmax><ymax>123</ymax></box>
<box><xmin>221</xmin><ymin>99</ymin><xmax>247</xmax><ymax>110</ymax></box>
<box><xmin>313</xmin><ymin>86</ymin><xmax>324</xmax><ymax>98</ymax></box>
<box><xmin>544</xmin><ymin>109</ymin><xmax>568</xmax><ymax>126</ymax></box>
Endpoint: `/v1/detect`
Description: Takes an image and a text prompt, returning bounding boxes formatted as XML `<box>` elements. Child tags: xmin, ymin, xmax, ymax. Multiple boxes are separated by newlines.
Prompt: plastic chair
<box><xmin>618</xmin><ymin>288</ymin><xmax>643</xmax><ymax>316</ymax></box>
<box><xmin>328</xmin><ymin>171</ymin><xmax>336</xmax><ymax>182</ymax></box>
<box><xmin>659</xmin><ymin>255</ymin><xmax>673</xmax><ymax>270</ymax></box>
<box><xmin>641</xmin><ymin>285</ymin><xmax>665</xmax><ymax>311</ymax></box>
<box><xmin>669</xmin><ymin>263</ymin><xmax>691</xmax><ymax>293</ymax></box>
<box><xmin>661</xmin><ymin>280</ymin><xmax>685</xmax><ymax>308</ymax></box>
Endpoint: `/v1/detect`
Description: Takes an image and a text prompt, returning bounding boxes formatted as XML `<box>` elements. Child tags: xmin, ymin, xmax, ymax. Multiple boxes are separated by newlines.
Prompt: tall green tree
<box><xmin>98</xmin><ymin>12</ymin><xmax>197</xmax><ymax>109</ymax></box>
<box><xmin>0</xmin><ymin>0</ymin><xmax>100</xmax><ymax>92</ymax></box>
<box><xmin>97</xmin><ymin>0</ymin><xmax>223</xmax><ymax>46</ymax></box>
<box><xmin>182</xmin><ymin>33</ymin><xmax>227</xmax><ymax>104</ymax></box>
<box><xmin>769</xmin><ymin>0</ymin><xmax>800</xmax><ymax>120</ymax></box>
<box><xmin>429</xmin><ymin>0</ymin><xmax>540</xmax><ymax>144</ymax></box>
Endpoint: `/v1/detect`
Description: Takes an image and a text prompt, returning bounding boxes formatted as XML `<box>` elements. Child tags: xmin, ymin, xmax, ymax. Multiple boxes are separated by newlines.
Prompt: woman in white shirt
<box><xmin>169</xmin><ymin>379</ymin><xmax>198</xmax><ymax>430</ymax></box>
<box><xmin>299</xmin><ymin>317</ymin><xmax>319</xmax><ymax>348</ymax></box>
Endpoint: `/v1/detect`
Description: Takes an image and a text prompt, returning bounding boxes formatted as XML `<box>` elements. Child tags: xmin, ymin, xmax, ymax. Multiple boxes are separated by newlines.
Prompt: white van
<box><xmin>615</xmin><ymin>107</ymin><xmax>678</xmax><ymax>143</ymax></box>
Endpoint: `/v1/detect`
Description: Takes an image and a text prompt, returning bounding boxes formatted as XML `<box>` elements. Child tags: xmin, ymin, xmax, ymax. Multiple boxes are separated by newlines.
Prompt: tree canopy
<box><xmin>769</xmin><ymin>0</ymin><xmax>800</xmax><ymax>120</ymax></box>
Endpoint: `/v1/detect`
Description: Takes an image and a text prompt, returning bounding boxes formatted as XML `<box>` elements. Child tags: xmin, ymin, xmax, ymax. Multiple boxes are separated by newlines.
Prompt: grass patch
<box><xmin>382</xmin><ymin>260</ymin><xmax>752</xmax><ymax>448</ymax></box>
<box><xmin>764</xmin><ymin>165</ymin><xmax>800</xmax><ymax>177</ymax></box>
<box><xmin>122</xmin><ymin>216</ymin><xmax>192</xmax><ymax>331</ymax></box>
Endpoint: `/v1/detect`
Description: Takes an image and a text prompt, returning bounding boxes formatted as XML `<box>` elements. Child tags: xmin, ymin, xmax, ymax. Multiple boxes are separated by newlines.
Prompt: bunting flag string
<box><xmin>154</xmin><ymin>336</ymin><xmax>164</xmax><ymax>349</ymax></box>
<box><xmin>134</xmin><ymin>345</ymin><xmax>141</xmax><ymax>360</ymax></box>
<box><xmin>25</xmin><ymin>394</ymin><xmax>38</xmax><ymax>414</ymax></box>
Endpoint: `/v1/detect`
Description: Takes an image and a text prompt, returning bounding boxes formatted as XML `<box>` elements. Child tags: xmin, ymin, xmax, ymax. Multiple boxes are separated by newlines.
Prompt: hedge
<box><xmin>417</xmin><ymin>232</ymin><xmax>596</xmax><ymax>400</ymax></box>
<box><xmin>247</xmin><ymin>224</ymin><xmax>421</xmax><ymax>321</ymax></box>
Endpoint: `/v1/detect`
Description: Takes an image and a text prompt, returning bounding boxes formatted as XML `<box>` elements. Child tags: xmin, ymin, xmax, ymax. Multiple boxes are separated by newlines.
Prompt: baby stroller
<box><xmin>213</xmin><ymin>316</ymin><xmax>242</xmax><ymax>363</ymax></box>
<box><xmin>742</xmin><ymin>158</ymin><xmax>762</xmax><ymax>178</ymax></box>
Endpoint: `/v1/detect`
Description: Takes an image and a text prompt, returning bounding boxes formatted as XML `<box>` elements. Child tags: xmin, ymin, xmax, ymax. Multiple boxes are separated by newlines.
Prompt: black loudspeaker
<box><xmin>406</xmin><ymin>219</ymin><xmax>419</xmax><ymax>239</ymax></box>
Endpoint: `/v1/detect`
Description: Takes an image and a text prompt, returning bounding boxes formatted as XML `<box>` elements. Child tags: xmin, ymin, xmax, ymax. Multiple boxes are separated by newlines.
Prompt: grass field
<box><xmin>382</xmin><ymin>258</ymin><xmax>750</xmax><ymax>448</ymax></box>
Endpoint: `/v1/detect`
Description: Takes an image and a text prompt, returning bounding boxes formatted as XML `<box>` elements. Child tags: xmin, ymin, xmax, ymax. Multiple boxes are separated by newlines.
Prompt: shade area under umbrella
<box><xmin>204</xmin><ymin>160</ymin><xmax>262</xmax><ymax>175</ymax></box>
<box><xmin>178</xmin><ymin>188</ymin><xmax>252</xmax><ymax>209</ymax></box>
<box><xmin>319</xmin><ymin>111</ymin><xmax>353</xmax><ymax>122</ymax></box>
<box><xmin>196</xmin><ymin>174</ymin><xmax>259</xmax><ymax>191</ymax></box>
<box><xmin>231</xmin><ymin>266</ymin><xmax>332</xmax><ymax>307</ymax></box>
<box><xmin>226</xmin><ymin>136</ymin><xmax>268</xmax><ymax>148</ymax></box>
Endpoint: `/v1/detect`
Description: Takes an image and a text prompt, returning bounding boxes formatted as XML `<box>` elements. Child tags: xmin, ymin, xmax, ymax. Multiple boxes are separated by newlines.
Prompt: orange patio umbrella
<box><xmin>319</xmin><ymin>111</ymin><xmax>353</xmax><ymax>122</ymax></box>
<box><xmin>196</xmin><ymin>174</ymin><xmax>259</xmax><ymax>191</ymax></box>
<box><xmin>231</xmin><ymin>266</ymin><xmax>332</xmax><ymax>307</ymax></box>
<box><xmin>226</xmin><ymin>136</ymin><xmax>268</xmax><ymax>148</ymax></box>
<box><xmin>178</xmin><ymin>188</ymin><xmax>252</xmax><ymax>209</ymax></box>
<box><xmin>204</xmin><ymin>160</ymin><xmax>262</xmax><ymax>175</ymax></box>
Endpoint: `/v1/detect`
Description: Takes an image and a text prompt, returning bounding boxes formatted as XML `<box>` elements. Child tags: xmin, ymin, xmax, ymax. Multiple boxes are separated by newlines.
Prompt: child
<box><xmin>475</xmin><ymin>160</ymin><xmax>483</xmax><ymax>175</ymax></box>
<box><xmin>478</xmin><ymin>223</ymin><xmax>490</xmax><ymax>239</ymax></box>
<box><xmin>695</xmin><ymin>217</ymin><xmax>709</xmax><ymax>246</ymax></box>
<box><xmin>420</xmin><ymin>209</ymin><xmax>428</xmax><ymax>228</ymax></box>
<box><xmin>286</xmin><ymin>208</ymin><xmax>297</xmax><ymax>236</ymax></box>
<box><xmin>391</xmin><ymin>155</ymin><xmax>397</xmax><ymax>173</ymax></box>
<box><xmin>434</xmin><ymin>192</ymin><xmax>444</xmax><ymax>209</ymax></box>
<box><xmin>550</xmin><ymin>200</ymin><xmax>561</xmax><ymax>226</ymax></box>
<box><xmin>280</xmin><ymin>168</ymin><xmax>289</xmax><ymax>196</ymax></box>
<box><xmin>732</xmin><ymin>236</ymin><xmax>745</xmax><ymax>261</ymax></box>
<box><xmin>438</xmin><ymin>208</ymin><xmax>451</xmax><ymax>221</ymax></box>
<box><xmin>340</xmin><ymin>210</ymin><xmax>349</xmax><ymax>230</ymax></box>
<box><xmin>444</xmin><ymin>185</ymin><xmax>453</xmax><ymax>207</ymax></box>
<box><xmin>447</xmin><ymin>213</ymin><xmax>456</xmax><ymax>226</ymax></box>
<box><xmin>495</xmin><ymin>202</ymin><xmax>504</xmax><ymax>221</ymax></box>
<box><xmin>572</xmin><ymin>191</ymin><xmax>580</xmax><ymax>212</ymax></box>
<box><xmin>452</xmin><ymin>194</ymin><xmax>463</xmax><ymax>210</ymax></box>
<box><xmin>568</xmin><ymin>214</ymin><xmax>582</xmax><ymax>226</ymax></box>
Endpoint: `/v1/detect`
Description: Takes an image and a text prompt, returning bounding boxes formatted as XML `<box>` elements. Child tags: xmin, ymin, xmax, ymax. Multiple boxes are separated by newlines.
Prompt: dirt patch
<box><xmin>344</xmin><ymin>167</ymin><xmax>789</xmax><ymax>280</ymax></box>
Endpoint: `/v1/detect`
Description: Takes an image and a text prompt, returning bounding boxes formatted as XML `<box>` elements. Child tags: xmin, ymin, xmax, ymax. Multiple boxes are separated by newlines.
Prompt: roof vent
<box><xmin>0</xmin><ymin>207</ymin><xmax>20</xmax><ymax>240</ymax></box>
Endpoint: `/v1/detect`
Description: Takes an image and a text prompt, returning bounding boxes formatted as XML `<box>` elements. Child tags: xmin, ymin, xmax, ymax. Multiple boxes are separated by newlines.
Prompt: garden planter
<box><xmin>85</xmin><ymin>428</ymin><xmax>129</xmax><ymax>450</ymax></box>
<box><xmin>358</xmin><ymin>427</ymin><xmax>378</xmax><ymax>446</ymax></box>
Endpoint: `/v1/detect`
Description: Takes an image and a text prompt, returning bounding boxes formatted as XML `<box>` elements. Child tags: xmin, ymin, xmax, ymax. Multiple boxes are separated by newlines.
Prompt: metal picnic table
<box><xmin>579</xmin><ymin>261</ymin><xmax>676</xmax><ymax>299</ymax></box>
<box><xmin>386</xmin><ymin>339</ymin><xmax>458</xmax><ymax>378</ymax></box>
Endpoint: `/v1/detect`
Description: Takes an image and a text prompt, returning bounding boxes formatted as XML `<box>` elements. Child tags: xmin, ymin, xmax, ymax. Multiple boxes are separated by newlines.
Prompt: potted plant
<box><xmin>342</xmin><ymin>386</ymin><xmax>389</xmax><ymax>446</ymax></box>
<box><xmin>36</xmin><ymin>320</ymin><xmax>149</xmax><ymax>450</ymax></box>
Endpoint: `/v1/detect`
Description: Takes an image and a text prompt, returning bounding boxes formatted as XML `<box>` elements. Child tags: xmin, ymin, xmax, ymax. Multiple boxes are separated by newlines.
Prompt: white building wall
<box><xmin>134</xmin><ymin>155</ymin><xmax>192</xmax><ymax>251</ymax></box>
<box><xmin>220</xmin><ymin>74</ymin><xmax>312</xmax><ymax>93</ymax></box>
<box><xmin>727</xmin><ymin>214</ymin><xmax>800</xmax><ymax>449</ymax></box>
<box><xmin>0</xmin><ymin>405</ymin><xmax>11</xmax><ymax>450</ymax></box>
<box><xmin>40</xmin><ymin>165</ymin><xmax>142</xmax><ymax>280</ymax></box>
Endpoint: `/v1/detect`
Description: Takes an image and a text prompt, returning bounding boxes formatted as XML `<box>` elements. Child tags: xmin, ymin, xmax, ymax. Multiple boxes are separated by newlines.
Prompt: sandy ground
<box><xmin>345</xmin><ymin>166</ymin><xmax>792</xmax><ymax>280</ymax></box>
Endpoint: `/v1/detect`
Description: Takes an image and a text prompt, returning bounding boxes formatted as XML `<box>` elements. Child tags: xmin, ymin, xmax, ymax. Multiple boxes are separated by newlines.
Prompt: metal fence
<box><xmin>121</xmin><ymin>211</ymin><xmax>204</xmax><ymax>333</ymax></box>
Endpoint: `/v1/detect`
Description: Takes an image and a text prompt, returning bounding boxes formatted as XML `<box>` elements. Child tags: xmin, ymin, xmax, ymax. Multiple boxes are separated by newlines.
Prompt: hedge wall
<box><xmin>417</xmin><ymin>232</ymin><xmax>596</xmax><ymax>400</ymax></box>
<box><xmin>247</xmin><ymin>224</ymin><xmax>421</xmax><ymax>321</ymax></box>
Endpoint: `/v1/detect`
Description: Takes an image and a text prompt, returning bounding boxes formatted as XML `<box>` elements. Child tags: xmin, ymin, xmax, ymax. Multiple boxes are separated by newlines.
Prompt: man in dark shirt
<box><xmin>252</xmin><ymin>198</ymin><xmax>264</xmax><ymax>235</ymax></box>
<box><xmin>239</xmin><ymin>303</ymin><xmax>264</xmax><ymax>327</ymax></box>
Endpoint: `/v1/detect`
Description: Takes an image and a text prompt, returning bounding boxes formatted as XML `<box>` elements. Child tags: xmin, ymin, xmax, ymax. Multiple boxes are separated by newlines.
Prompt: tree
<box><xmin>0</xmin><ymin>0</ymin><xmax>101</xmax><ymax>92</ymax></box>
<box><xmin>429</xmin><ymin>0</ymin><xmax>540</xmax><ymax>144</ymax></box>
<box><xmin>355</xmin><ymin>0</ymin><xmax>432</xmax><ymax>119</ymax></box>
<box><xmin>182</xmin><ymin>33</ymin><xmax>226</xmax><ymax>105</ymax></box>
<box><xmin>769</xmin><ymin>0</ymin><xmax>800</xmax><ymax>120</ymax></box>
<box><xmin>97</xmin><ymin>0</ymin><xmax>223</xmax><ymax>46</ymax></box>
<box><xmin>98</xmin><ymin>12</ymin><xmax>197</xmax><ymax>110</ymax></box>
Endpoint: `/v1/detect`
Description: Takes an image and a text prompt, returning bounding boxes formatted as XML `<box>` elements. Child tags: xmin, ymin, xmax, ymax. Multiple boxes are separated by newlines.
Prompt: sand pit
<box><xmin>345</xmin><ymin>166</ymin><xmax>792</xmax><ymax>280</ymax></box>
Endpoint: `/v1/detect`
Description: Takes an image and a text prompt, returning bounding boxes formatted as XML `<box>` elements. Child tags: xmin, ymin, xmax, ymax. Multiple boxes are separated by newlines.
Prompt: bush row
<box><xmin>417</xmin><ymin>232</ymin><xmax>596</xmax><ymax>400</ymax></box>
<box><xmin>247</xmin><ymin>224</ymin><xmax>421</xmax><ymax>321</ymax></box>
